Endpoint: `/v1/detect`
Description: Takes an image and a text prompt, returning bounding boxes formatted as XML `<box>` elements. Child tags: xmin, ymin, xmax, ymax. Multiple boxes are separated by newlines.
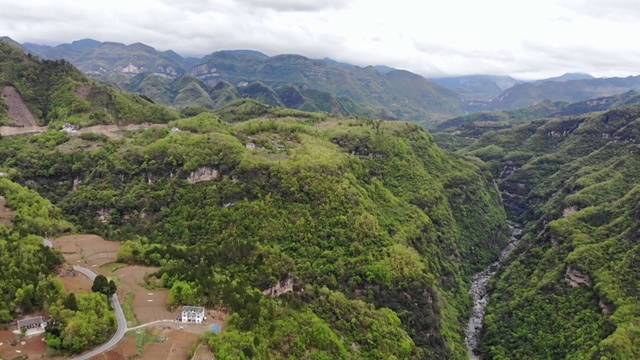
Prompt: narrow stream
<box><xmin>465</xmin><ymin>222</ymin><xmax>523</xmax><ymax>359</ymax></box>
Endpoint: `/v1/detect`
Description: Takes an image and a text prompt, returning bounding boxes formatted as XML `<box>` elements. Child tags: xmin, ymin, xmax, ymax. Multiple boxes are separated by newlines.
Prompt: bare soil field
<box><xmin>113</xmin><ymin>265</ymin><xmax>161</xmax><ymax>289</ymax></box>
<box><xmin>90</xmin><ymin>335</ymin><xmax>137</xmax><ymax>360</ymax></box>
<box><xmin>131</xmin><ymin>289</ymin><xmax>173</xmax><ymax>324</ymax></box>
<box><xmin>60</xmin><ymin>272</ymin><xmax>94</xmax><ymax>293</ymax></box>
<box><xmin>141</xmin><ymin>327</ymin><xmax>199</xmax><ymax>360</ymax></box>
<box><xmin>54</xmin><ymin>234</ymin><xmax>120</xmax><ymax>267</ymax></box>
<box><xmin>108</xmin><ymin>265</ymin><xmax>175</xmax><ymax>324</ymax></box>
<box><xmin>1</xmin><ymin>86</ymin><xmax>37</xmax><ymax>126</ymax></box>
<box><xmin>0</xmin><ymin>330</ymin><xmax>62</xmax><ymax>360</ymax></box>
<box><xmin>0</xmin><ymin>198</ymin><xmax>14</xmax><ymax>224</ymax></box>
<box><xmin>191</xmin><ymin>342</ymin><xmax>215</xmax><ymax>360</ymax></box>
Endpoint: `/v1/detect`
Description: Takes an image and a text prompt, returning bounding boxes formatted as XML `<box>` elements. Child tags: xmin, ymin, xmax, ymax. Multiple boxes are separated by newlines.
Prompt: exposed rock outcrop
<box><xmin>72</xmin><ymin>178</ymin><xmax>81</xmax><ymax>192</ymax></box>
<box><xmin>263</xmin><ymin>277</ymin><xmax>294</xmax><ymax>298</ymax></box>
<box><xmin>563</xmin><ymin>206</ymin><xmax>578</xmax><ymax>217</ymax></box>
<box><xmin>565</xmin><ymin>266</ymin><xmax>592</xmax><ymax>287</ymax></box>
<box><xmin>187</xmin><ymin>167</ymin><xmax>219</xmax><ymax>184</ymax></box>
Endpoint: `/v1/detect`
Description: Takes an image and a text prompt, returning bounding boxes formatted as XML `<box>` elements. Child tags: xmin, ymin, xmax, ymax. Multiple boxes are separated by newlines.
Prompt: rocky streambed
<box><xmin>465</xmin><ymin>222</ymin><xmax>523</xmax><ymax>359</ymax></box>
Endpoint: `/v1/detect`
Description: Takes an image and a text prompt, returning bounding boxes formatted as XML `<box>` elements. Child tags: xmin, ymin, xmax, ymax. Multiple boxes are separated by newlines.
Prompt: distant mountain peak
<box><xmin>219</xmin><ymin>50</ymin><xmax>268</xmax><ymax>58</ymax></box>
<box><xmin>68</xmin><ymin>38</ymin><xmax>101</xmax><ymax>49</ymax></box>
<box><xmin>537</xmin><ymin>72</ymin><xmax>595</xmax><ymax>83</ymax></box>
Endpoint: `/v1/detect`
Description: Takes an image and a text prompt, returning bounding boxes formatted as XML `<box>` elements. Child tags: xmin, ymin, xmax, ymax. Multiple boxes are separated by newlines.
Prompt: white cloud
<box><xmin>0</xmin><ymin>0</ymin><xmax>639</xmax><ymax>79</ymax></box>
<box><xmin>235</xmin><ymin>0</ymin><xmax>354</xmax><ymax>12</ymax></box>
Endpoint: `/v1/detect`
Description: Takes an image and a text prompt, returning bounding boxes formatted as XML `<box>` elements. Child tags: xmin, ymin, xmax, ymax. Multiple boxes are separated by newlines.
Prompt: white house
<box><xmin>180</xmin><ymin>306</ymin><xmax>205</xmax><ymax>323</ymax></box>
<box><xmin>245</xmin><ymin>142</ymin><xmax>256</xmax><ymax>149</ymax></box>
<box><xmin>171</xmin><ymin>127</ymin><xmax>181</xmax><ymax>132</ymax></box>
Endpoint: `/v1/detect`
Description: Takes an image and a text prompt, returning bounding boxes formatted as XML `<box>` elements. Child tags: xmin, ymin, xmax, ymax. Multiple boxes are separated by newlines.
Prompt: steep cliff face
<box><xmin>465</xmin><ymin>104</ymin><xmax>640</xmax><ymax>359</ymax></box>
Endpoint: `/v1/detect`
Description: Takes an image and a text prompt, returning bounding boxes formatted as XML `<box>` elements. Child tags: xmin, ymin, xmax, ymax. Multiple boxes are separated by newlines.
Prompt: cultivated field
<box><xmin>112</xmin><ymin>265</ymin><xmax>174</xmax><ymax>324</ymax></box>
<box><xmin>141</xmin><ymin>327</ymin><xmax>199</xmax><ymax>360</ymax></box>
<box><xmin>59</xmin><ymin>272</ymin><xmax>94</xmax><ymax>293</ymax></box>
<box><xmin>191</xmin><ymin>342</ymin><xmax>215</xmax><ymax>360</ymax></box>
<box><xmin>90</xmin><ymin>335</ymin><xmax>136</xmax><ymax>360</ymax></box>
<box><xmin>0</xmin><ymin>330</ymin><xmax>63</xmax><ymax>360</ymax></box>
<box><xmin>91</xmin><ymin>326</ymin><xmax>200</xmax><ymax>360</ymax></box>
<box><xmin>54</xmin><ymin>234</ymin><xmax>119</xmax><ymax>267</ymax></box>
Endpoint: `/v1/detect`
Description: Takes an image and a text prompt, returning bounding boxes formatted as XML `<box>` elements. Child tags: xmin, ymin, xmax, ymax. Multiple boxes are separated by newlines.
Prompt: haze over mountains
<box><xmin>7</xmin><ymin>37</ymin><xmax>640</xmax><ymax>129</ymax></box>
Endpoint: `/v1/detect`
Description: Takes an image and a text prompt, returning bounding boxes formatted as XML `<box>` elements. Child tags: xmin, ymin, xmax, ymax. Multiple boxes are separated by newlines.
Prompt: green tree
<box><xmin>63</xmin><ymin>293</ymin><xmax>78</xmax><ymax>311</ymax></box>
<box><xmin>91</xmin><ymin>275</ymin><xmax>111</xmax><ymax>296</ymax></box>
<box><xmin>108</xmin><ymin>280</ymin><xmax>117</xmax><ymax>297</ymax></box>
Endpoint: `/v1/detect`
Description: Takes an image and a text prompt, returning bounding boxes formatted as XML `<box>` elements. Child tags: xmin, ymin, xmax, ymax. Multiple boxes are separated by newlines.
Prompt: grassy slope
<box><xmin>0</xmin><ymin>40</ymin><xmax>179</xmax><ymax>127</ymax></box>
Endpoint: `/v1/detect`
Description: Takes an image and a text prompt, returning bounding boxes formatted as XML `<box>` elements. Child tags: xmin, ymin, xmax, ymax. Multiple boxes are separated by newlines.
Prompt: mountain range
<box><xmin>434</xmin><ymin>90</ymin><xmax>640</xmax><ymax>138</ymax></box>
<box><xmin>8</xmin><ymin>37</ymin><xmax>640</xmax><ymax>129</ymax></box>
<box><xmin>16</xmin><ymin>38</ymin><xmax>464</xmax><ymax>127</ymax></box>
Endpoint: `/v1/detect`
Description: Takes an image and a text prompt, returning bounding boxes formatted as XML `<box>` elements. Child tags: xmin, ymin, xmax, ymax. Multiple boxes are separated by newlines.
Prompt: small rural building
<box><xmin>171</xmin><ymin>127</ymin><xmax>181</xmax><ymax>132</ymax></box>
<box><xmin>245</xmin><ymin>142</ymin><xmax>256</xmax><ymax>149</ymax></box>
<box><xmin>17</xmin><ymin>316</ymin><xmax>46</xmax><ymax>330</ymax></box>
<box><xmin>61</xmin><ymin>123</ymin><xmax>77</xmax><ymax>133</ymax></box>
<box><xmin>180</xmin><ymin>306</ymin><xmax>205</xmax><ymax>323</ymax></box>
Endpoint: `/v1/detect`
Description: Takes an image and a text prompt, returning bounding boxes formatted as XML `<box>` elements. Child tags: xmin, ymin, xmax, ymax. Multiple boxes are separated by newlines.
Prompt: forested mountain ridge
<box><xmin>17</xmin><ymin>37</ymin><xmax>466</xmax><ymax>127</ymax></box>
<box><xmin>433</xmin><ymin>90</ymin><xmax>640</xmax><ymax>142</ymax></box>
<box><xmin>469</xmin><ymin>75</ymin><xmax>640</xmax><ymax>112</ymax></box>
<box><xmin>0</xmin><ymin>101</ymin><xmax>510</xmax><ymax>358</ymax></box>
<box><xmin>0</xmin><ymin>40</ymin><xmax>178</xmax><ymax>127</ymax></box>
<box><xmin>464</xmin><ymin>104</ymin><xmax>640</xmax><ymax>358</ymax></box>
<box><xmin>429</xmin><ymin>75</ymin><xmax>521</xmax><ymax>102</ymax></box>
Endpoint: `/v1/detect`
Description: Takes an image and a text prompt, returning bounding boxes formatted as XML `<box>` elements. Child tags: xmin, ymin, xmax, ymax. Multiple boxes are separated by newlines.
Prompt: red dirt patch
<box><xmin>54</xmin><ymin>234</ymin><xmax>120</xmax><ymax>267</ymax></box>
<box><xmin>0</xmin><ymin>198</ymin><xmax>14</xmax><ymax>225</ymax></box>
<box><xmin>0</xmin><ymin>330</ymin><xmax>61</xmax><ymax>360</ymax></box>
<box><xmin>1</xmin><ymin>86</ymin><xmax>37</xmax><ymax>127</ymax></box>
<box><xmin>76</xmin><ymin>86</ymin><xmax>93</xmax><ymax>99</ymax></box>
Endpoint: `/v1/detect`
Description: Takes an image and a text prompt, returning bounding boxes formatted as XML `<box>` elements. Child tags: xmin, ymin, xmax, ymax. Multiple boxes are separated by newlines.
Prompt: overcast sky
<box><xmin>1</xmin><ymin>0</ymin><xmax>639</xmax><ymax>79</ymax></box>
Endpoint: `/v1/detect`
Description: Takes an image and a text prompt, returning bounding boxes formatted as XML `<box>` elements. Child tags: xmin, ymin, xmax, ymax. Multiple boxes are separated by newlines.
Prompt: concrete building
<box><xmin>180</xmin><ymin>306</ymin><xmax>205</xmax><ymax>323</ymax></box>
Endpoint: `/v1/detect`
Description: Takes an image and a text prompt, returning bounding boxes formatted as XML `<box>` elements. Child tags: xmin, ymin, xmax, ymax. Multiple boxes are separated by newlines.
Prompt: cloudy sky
<box><xmin>1</xmin><ymin>0</ymin><xmax>639</xmax><ymax>79</ymax></box>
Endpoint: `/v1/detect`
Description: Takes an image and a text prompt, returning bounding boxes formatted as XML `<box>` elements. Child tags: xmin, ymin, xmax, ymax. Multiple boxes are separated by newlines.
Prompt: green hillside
<box><xmin>434</xmin><ymin>91</ymin><xmax>640</xmax><ymax>151</ymax></box>
<box><xmin>463</xmin><ymin>104</ymin><xmax>640</xmax><ymax>359</ymax></box>
<box><xmin>0</xmin><ymin>178</ymin><xmax>117</xmax><ymax>354</ymax></box>
<box><xmin>0</xmin><ymin>105</ymin><xmax>509</xmax><ymax>358</ymax></box>
<box><xmin>0</xmin><ymin>40</ymin><xmax>178</xmax><ymax>127</ymax></box>
<box><xmin>475</xmin><ymin>76</ymin><xmax>640</xmax><ymax>111</ymax></box>
<box><xmin>21</xmin><ymin>38</ymin><xmax>466</xmax><ymax>126</ymax></box>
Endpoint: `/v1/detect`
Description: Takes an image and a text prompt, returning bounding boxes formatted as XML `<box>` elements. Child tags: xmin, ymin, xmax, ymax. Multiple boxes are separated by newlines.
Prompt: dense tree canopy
<box><xmin>0</xmin><ymin>107</ymin><xmax>509</xmax><ymax>358</ymax></box>
<box><xmin>463</xmin><ymin>104</ymin><xmax>640</xmax><ymax>359</ymax></box>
